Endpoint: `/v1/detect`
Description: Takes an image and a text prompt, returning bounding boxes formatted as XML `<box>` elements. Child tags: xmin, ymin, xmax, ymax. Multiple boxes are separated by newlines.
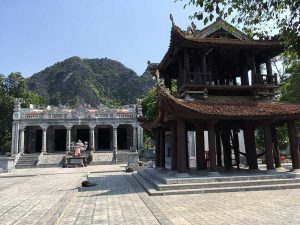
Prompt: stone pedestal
<box><xmin>0</xmin><ymin>157</ymin><xmax>15</xmax><ymax>173</ymax></box>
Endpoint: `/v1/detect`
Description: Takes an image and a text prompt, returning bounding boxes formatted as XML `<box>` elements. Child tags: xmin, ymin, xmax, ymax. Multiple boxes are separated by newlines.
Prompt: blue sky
<box><xmin>0</xmin><ymin>0</ymin><xmax>200</xmax><ymax>77</ymax></box>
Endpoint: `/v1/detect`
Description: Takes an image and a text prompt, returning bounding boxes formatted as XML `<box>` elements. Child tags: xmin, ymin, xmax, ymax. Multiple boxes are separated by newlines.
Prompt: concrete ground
<box><xmin>1</xmin><ymin>165</ymin><xmax>300</xmax><ymax>225</ymax></box>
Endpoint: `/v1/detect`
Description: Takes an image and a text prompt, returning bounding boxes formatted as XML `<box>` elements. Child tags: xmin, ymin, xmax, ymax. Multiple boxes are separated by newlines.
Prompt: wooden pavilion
<box><xmin>143</xmin><ymin>17</ymin><xmax>300</xmax><ymax>174</ymax></box>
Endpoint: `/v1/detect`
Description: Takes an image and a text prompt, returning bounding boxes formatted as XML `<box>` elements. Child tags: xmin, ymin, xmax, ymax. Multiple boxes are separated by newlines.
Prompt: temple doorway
<box><xmin>54</xmin><ymin>129</ymin><xmax>66</xmax><ymax>151</ymax></box>
<box><xmin>98</xmin><ymin>128</ymin><xmax>110</xmax><ymax>150</ymax></box>
<box><xmin>76</xmin><ymin>129</ymin><xmax>89</xmax><ymax>144</ymax></box>
<box><xmin>117</xmin><ymin>128</ymin><xmax>127</xmax><ymax>150</ymax></box>
<box><xmin>35</xmin><ymin>130</ymin><xmax>42</xmax><ymax>152</ymax></box>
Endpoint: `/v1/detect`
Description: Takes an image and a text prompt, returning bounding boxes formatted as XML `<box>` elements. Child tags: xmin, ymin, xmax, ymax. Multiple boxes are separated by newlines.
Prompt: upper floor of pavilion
<box><xmin>153</xmin><ymin>17</ymin><xmax>283</xmax><ymax>99</ymax></box>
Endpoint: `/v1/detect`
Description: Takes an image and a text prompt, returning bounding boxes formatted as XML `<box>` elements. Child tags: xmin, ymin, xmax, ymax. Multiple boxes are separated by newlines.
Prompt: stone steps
<box><xmin>133</xmin><ymin>169</ymin><xmax>300</xmax><ymax>196</ymax></box>
<box><xmin>15</xmin><ymin>154</ymin><xmax>39</xmax><ymax>168</ymax></box>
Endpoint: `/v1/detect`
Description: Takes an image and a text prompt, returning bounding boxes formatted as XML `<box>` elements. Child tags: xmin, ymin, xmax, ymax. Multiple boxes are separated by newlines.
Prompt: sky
<box><xmin>0</xmin><ymin>0</ymin><xmax>200</xmax><ymax>77</ymax></box>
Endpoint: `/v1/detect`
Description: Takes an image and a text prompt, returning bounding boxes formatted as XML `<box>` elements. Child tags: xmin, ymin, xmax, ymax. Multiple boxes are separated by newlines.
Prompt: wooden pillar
<box><xmin>221</xmin><ymin>128</ymin><xmax>232</xmax><ymax>169</ymax></box>
<box><xmin>271</xmin><ymin>125</ymin><xmax>281</xmax><ymax>168</ymax></box>
<box><xmin>160</xmin><ymin>128</ymin><xmax>166</xmax><ymax>168</ymax></box>
<box><xmin>216</xmin><ymin>131</ymin><xmax>223</xmax><ymax>167</ymax></box>
<box><xmin>266</xmin><ymin>56</ymin><xmax>273</xmax><ymax>84</ymax></box>
<box><xmin>207</xmin><ymin>121</ymin><xmax>217</xmax><ymax>172</ymax></box>
<box><xmin>171</xmin><ymin>123</ymin><xmax>177</xmax><ymax>170</ymax></box>
<box><xmin>232</xmin><ymin>129</ymin><xmax>240</xmax><ymax>169</ymax></box>
<box><xmin>241</xmin><ymin>56</ymin><xmax>249</xmax><ymax>85</ymax></box>
<box><xmin>184</xmin><ymin>49</ymin><xmax>189</xmax><ymax>84</ymax></box>
<box><xmin>264</xmin><ymin>122</ymin><xmax>275</xmax><ymax>170</ymax></box>
<box><xmin>244</xmin><ymin>122</ymin><xmax>258</xmax><ymax>169</ymax></box>
<box><xmin>177</xmin><ymin>119</ymin><xmax>187</xmax><ymax>173</ymax></box>
<box><xmin>287</xmin><ymin>120</ymin><xmax>300</xmax><ymax>170</ymax></box>
<box><xmin>251</xmin><ymin>55</ymin><xmax>256</xmax><ymax>85</ymax></box>
<box><xmin>155</xmin><ymin>129</ymin><xmax>161</xmax><ymax>168</ymax></box>
<box><xmin>196</xmin><ymin>122</ymin><xmax>206</xmax><ymax>170</ymax></box>
<box><xmin>201</xmin><ymin>52</ymin><xmax>207</xmax><ymax>73</ymax></box>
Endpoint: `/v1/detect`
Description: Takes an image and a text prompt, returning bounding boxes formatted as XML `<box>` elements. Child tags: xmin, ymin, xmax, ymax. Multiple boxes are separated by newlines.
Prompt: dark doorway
<box><xmin>98</xmin><ymin>128</ymin><xmax>110</xmax><ymax>150</ymax></box>
<box><xmin>76</xmin><ymin>129</ymin><xmax>89</xmax><ymax>147</ymax></box>
<box><xmin>117</xmin><ymin>128</ymin><xmax>127</xmax><ymax>150</ymax></box>
<box><xmin>35</xmin><ymin>130</ymin><xmax>42</xmax><ymax>152</ymax></box>
<box><xmin>54</xmin><ymin>129</ymin><xmax>66</xmax><ymax>151</ymax></box>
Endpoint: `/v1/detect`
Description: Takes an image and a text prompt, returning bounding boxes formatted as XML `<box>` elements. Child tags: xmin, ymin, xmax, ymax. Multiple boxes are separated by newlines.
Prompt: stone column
<box><xmin>263</xmin><ymin>122</ymin><xmax>275</xmax><ymax>171</ymax></box>
<box><xmin>41</xmin><ymin>124</ymin><xmax>49</xmax><ymax>153</ymax></box>
<box><xmin>287</xmin><ymin>120</ymin><xmax>300</xmax><ymax>170</ymax></box>
<box><xmin>89</xmin><ymin>123</ymin><xmax>96</xmax><ymax>151</ymax></box>
<box><xmin>207</xmin><ymin>121</ymin><xmax>217</xmax><ymax>172</ymax></box>
<box><xmin>132</xmin><ymin>125</ymin><xmax>137</xmax><ymax>151</ymax></box>
<box><xmin>11</xmin><ymin>121</ymin><xmax>20</xmax><ymax>155</ymax></box>
<box><xmin>65</xmin><ymin>124</ymin><xmax>73</xmax><ymax>152</ymax></box>
<box><xmin>19</xmin><ymin>125</ymin><xmax>26</xmax><ymax>154</ymax></box>
<box><xmin>112</xmin><ymin>124</ymin><xmax>118</xmax><ymax>163</ymax></box>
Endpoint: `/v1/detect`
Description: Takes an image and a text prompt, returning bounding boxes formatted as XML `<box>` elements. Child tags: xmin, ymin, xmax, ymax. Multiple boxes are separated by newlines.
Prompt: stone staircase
<box><xmin>117</xmin><ymin>150</ymin><xmax>131</xmax><ymax>164</ymax></box>
<box><xmin>133</xmin><ymin>168</ymin><xmax>300</xmax><ymax>196</ymax></box>
<box><xmin>15</xmin><ymin>154</ymin><xmax>39</xmax><ymax>168</ymax></box>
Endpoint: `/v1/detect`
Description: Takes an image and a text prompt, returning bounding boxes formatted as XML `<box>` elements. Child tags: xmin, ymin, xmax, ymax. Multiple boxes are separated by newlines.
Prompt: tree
<box><xmin>176</xmin><ymin>0</ymin><xmax>300</xmax><ymax>57</ymax></box>
<box><xmin>0</xmin><ymin>73</ymin><xmax>45</xmax><ymax>154</ymax></box>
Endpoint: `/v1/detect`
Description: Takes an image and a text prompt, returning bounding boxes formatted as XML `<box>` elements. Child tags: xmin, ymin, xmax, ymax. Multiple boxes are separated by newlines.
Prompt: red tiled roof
<box><xmin>158</xmin><ymin>89</ymin><xmax>300</xmax><ymax>120</ymax></box>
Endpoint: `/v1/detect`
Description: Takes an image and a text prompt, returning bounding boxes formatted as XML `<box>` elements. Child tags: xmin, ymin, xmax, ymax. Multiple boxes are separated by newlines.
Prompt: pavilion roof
<box><xmin>157</xmin><ymin>88</ymin><xmax>300</xmax><ymax>121</ymax></box>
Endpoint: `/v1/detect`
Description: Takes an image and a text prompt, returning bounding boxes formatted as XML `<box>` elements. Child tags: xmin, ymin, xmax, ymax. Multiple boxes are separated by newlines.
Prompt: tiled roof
<box><xmin>158</xmin><ymin>89</ymin><xmax>300</xmax><ymax>120</ymax></box>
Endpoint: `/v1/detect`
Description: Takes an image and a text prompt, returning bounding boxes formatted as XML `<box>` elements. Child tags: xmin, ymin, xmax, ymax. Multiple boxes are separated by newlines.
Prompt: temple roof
<box><xmin>157</xmin><ymin>18</ymin><xmax>283</xmax><ymax>73</ymax></box>
<box><xmin>157</xmin><ymin>88</ymin><xmax>300</xmax><ymax>121</ymax></box>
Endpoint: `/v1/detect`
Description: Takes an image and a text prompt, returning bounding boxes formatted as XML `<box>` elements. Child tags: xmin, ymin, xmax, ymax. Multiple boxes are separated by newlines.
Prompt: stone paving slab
<box><xmin>1</xmin><ymin>165</ymin><xmax>300</xmax><ymax>225</ymax></box>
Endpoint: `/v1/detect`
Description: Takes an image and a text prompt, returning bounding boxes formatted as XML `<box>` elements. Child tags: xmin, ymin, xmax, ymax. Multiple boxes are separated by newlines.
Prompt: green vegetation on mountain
<box><xmin>28</xmin><ymin>56</ymin><xmax>154</xmax><ymax>107</ymax></box>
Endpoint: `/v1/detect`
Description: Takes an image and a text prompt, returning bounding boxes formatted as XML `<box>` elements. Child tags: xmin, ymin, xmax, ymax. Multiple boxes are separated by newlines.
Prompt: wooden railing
<box><xmin>254</xmin><ymin>74</ymin><xmax>278</xmax><ymax>86</ymax></box>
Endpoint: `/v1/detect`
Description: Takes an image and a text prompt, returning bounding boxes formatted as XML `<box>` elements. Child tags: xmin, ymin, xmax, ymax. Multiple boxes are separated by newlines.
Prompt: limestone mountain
<box><xmin>27</xmin><ymin>56</ymin><xmax>154</xmax><ymax>107</ymax></box>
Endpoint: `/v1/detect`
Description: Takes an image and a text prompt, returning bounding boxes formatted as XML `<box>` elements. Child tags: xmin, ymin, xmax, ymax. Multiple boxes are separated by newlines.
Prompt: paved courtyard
<box><xmin>1</xmin><ymin>165</ymin><xmax>300</xmax><ymax>225</ymax></box>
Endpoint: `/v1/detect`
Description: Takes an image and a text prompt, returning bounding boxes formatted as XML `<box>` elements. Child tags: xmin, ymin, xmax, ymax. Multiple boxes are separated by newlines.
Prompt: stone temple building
<box><xmin>11</xmin><ymin>99</ymin><xmax>143</xmax><ymax>166</ymax></box>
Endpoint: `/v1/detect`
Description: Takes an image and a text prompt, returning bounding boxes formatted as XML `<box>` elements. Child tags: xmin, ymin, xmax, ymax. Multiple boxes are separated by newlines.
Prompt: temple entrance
<box><xmin>117</xmin><ymin>128</ymin><xmax>127</xmax><ymax>150</ymax></box>
<box><xmin>54</xmin><ymin>129</ymin><xmax>66</xmax><ymax>151</ymax></box>
<box><xmin>98</xmin><ymin>128</ymin><xmax>110</xmax><ymax>150</ymax></box>
<box><xmin>76</xmin><ymin>129</ymin><xmax>89</xmax><ymax>143</ymax></box>
<box><xmin>35</xmin><ymin>130</ymin><xmax>42</xmax><ymax>152</ymax></box>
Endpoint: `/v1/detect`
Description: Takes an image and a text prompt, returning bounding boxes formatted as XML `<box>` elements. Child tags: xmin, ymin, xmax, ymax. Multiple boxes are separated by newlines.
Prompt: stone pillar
<box><xmin>271</xmin><ymin>125</ymin><xmax>281</xmax><ymax>168</ymax></box>
<box><xmin>132</xmin><ymin>125</ymin><xmax>137</xmax><ymax>151</ymax></box>
<box><xmin>244</xmin><ymin>122</ymin><xmax>258</xmax><ymax>170</ymax></box>
<box><xmin>137</xmin><ymin>125</ymin><xmax>144</xmax><ymax>150</ymax></box>
<box><xmin>171</xmin><ymin>123</ymin><xmax>177</xmax><ymax>170</ymax></box>
<box><xmin>19</xmin><ymin>125</ymin><xmax>26</xmax><ymax>154</ymax></box>
<box><xmin>177</xmin><ymin>119</ymin><xmax>187</xmax><ymax>173</ymax></box>
<box><xmin>195</xmin><ymin>122</ymin><xmax>206</xmax><ymax>170</ymax></box>
<box><xmin>41</xmin><ymin>124</ymin><xmax>48</xmax><ymax>153</ymax></box>
<box><xmin>160</xmin><ymin>128</ymin><xmax>166</xmax><ymax>168</ymax></box>
<box><xmin>89</xmin><ymin>123</ymin><xmax>96</xmax><ymax>151</ymax></box>
<box><xmin>287</xmin><ymin>120</ymin><xmax>300</xmax><ymax>170</ymax></box>
<box><xmin>263</xmin><ymin>122</ymin><xmax>275</xmax><ymax>171</ymax></box>
<box><xmin>207</xmin><ymin>121</ymin><xmax>217</xmax><ymax>172</ymax></box>
<box><xmin>11</xmin><ymin>121</ymin><xmax>19</xmax><ymax>154</ymax></box>
<box><xmin>112</xmin><ymin>124</ymin><xmax>118</xmax><ymax>163</ymax></box>
<box><xmin>64</xmin><ymin>124</ymin><xmax>73</xmax><ymax>152</ymax></box>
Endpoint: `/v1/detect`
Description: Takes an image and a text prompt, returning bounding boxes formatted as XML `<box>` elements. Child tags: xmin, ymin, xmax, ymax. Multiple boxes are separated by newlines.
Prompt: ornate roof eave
<box><xmin>157</xmin><ymin>21</ymin><xmax>283</xmax><ymax>74</ymax></box>
<box><xmin>157</xmin><ymin>88</ymin><xmax>300</xmax><ymax>121</ymax></box>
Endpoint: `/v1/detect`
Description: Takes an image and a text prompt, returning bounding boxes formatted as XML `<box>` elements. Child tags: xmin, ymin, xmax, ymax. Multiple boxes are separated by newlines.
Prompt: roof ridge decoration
<box><xmin>196</xmin><ymin>18</ymin><xmax>249</xmax><ymax>40</ymax></box>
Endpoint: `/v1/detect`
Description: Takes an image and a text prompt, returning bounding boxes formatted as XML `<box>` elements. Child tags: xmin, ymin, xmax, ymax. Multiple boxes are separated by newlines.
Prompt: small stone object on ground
<box><xmin>81</xmin><ymin>180</ymin><xmax>97</xmax><ymax>187</ymax></box>
<box><xmin>145</xmin><ymin>160</ymin><xmax>154</xmax><ymax>168</ymax></box>
<box><xmin>125</xmin><ymin>166</ymin><xmax>134</xmax><ymax>173</ymax></box>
